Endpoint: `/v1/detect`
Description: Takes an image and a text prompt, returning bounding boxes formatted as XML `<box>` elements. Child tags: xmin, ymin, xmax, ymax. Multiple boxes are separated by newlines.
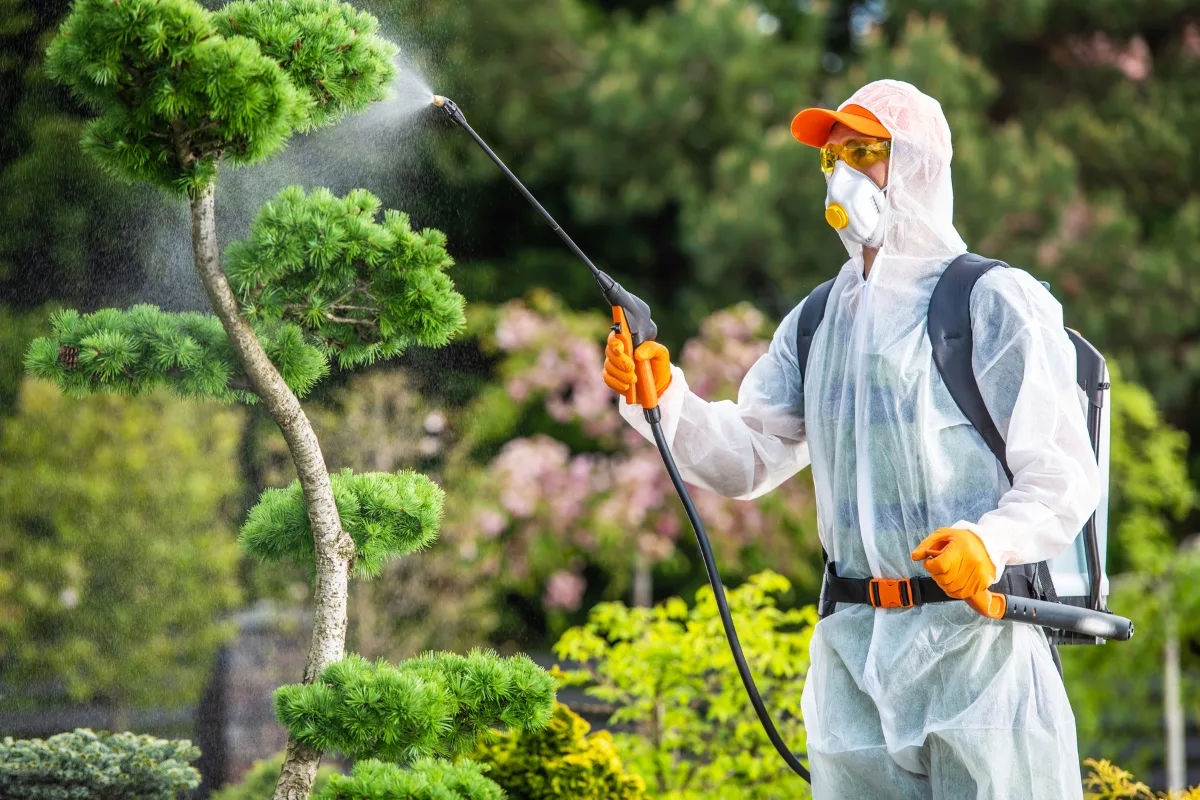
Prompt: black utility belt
<box><xmin>818</xmin><ymin>562</ymin><xmax>1039</xmax><ymax>618</ymax></box>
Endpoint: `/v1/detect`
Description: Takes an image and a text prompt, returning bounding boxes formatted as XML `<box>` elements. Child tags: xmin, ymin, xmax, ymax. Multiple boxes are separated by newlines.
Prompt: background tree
<box><xmin>884</xmin><ymin>0</ymin><xmax>1200</xmax><ymax>428</ymax></box>
<box><xmin>0</xmin><ymin>379</ymin><xmax>243</xmax><ymax>718</ymax></box>
<box><xmin>1062</xmin><ymin>366</ymin><xmax>1199</xmax><ymax>777</ymax></box>
<box><xmin>0</xmin><ymin>0</ymin><xmax>157</xmax><ymax>311</ymax></box>
<box><xmin>356</xmin><ymin>0</ymin><xmax>1200</xmax><ymax>503</ymax></box>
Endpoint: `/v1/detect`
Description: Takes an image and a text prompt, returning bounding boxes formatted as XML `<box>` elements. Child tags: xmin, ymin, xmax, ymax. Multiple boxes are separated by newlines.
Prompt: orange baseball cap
<box><xmin>790</xmin><ymin>103</ymin><xmax>891</xmax><ymax>147</ymax></box>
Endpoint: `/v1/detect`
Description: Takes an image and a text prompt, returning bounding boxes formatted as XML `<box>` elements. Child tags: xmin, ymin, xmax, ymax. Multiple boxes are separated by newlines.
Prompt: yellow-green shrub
<box><xmin>472</xmin><ymin>702</ymin><xmax>647</xmax><ymax>799</ymax></box>
<box><xmin>1084</xmin><ymin>759</ymin><xmax>1200</xmax><ymax>800</ymax></box>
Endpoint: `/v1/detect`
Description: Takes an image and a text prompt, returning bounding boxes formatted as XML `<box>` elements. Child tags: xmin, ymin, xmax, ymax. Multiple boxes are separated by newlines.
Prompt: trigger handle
<box><xmin>612</xmin><ymin>307</ymin><xmax>636</xmax><ymax>406</ymax></box>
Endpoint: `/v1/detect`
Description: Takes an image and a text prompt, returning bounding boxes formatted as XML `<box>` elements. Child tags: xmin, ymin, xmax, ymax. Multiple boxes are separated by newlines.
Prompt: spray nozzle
<box><xmin>430</xmin><ymin>95</ymin><xmax>465</xmax><ymax>126</ymax></box>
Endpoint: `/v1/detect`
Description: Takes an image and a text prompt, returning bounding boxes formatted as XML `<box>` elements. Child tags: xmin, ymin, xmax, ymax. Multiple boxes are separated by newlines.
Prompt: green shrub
<box><xmin>315</xmin><ymin>758</ymin><xmax>501</xmax><ymax>800</ymax></box>
<box><xmin>473</xmin><ymin>701</ymin><xmax>648</xmax><ymax>799</ymax></box>
<box><xmin>0</xmin><ymin>729</ymin><xmax>200</xmax><ymax>800</ymax></box>
<box><xmin>555</xmin><ymin>571</ymin><xmax>814</xmax><ymax>799</ymax></box>
<box><xmin>211</xmin><ymin>754</ymin><xmax>336</xmax><ymax>800</ymax></box>
<box><xmin>1083</xmin><ymin>758</ymin><xmax>1200</xmax><ymax>799</ymax></box>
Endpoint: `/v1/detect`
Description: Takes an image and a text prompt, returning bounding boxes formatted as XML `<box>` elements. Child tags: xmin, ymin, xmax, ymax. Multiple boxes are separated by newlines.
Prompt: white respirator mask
<box><xmin>824</xmin><ymin>160</ymin><xmax>889</xmax><ymax>249</ymax></box>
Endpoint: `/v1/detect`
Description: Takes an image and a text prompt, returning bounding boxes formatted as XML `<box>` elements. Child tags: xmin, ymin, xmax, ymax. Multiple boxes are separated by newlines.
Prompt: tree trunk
<box><xmin>188</xmin><ymin>183</ymin><xmax>355</xmax><ymax>800</ymax></box>
<box><xmin>1165</xmin><ymin>613</ymin><xmax>1186</xmax><ymax>792</ymax></box>
<box><xmin>633</xmin><ymin>553</ymin><xmax>653</xmax><ymax>608</ymax></box>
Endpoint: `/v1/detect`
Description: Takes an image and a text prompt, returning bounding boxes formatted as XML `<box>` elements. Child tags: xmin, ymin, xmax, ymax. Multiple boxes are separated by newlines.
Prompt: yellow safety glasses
<box><xmin>820</xmin><ymin>138</ymin><xmax>892</xmax><ymax>175</ymax></box>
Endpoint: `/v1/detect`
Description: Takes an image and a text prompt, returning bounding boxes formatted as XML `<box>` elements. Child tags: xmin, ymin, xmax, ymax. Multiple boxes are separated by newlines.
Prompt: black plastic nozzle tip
<box><xmin>431</xmin><ymin>95</ymin><xmax>465</xmax><ymax>125</ymax></box>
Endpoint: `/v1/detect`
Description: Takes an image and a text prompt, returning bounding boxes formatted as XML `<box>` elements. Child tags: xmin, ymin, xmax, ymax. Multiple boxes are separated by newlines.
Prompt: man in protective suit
<box><xmin>602</xmin><ymin>79</ymin><xmax>1101</xmax><ymax>799</ymax></box>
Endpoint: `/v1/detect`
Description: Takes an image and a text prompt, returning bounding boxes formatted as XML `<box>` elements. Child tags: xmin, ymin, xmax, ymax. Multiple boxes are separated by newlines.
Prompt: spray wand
<box><xmin>430</xmin><ymin>96</ymin><xmax>660</xmax><ymax>403</ymax></box>
<box><xmin>430</xmin><ymin>94</ymin><xmax>1132</xmax><ymax>785</ymax></box>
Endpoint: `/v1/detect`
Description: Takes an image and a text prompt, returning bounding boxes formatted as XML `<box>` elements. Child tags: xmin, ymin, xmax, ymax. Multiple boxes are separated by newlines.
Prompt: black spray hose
<box><xmin>432</xmin><ymin>95</ymin><xmax>813</xmax><ymax>785</ymax></box>
<box><xmin>647</xmin><ymin>408</ymin><xmax>813</xmax><ymax>783</ymax></box>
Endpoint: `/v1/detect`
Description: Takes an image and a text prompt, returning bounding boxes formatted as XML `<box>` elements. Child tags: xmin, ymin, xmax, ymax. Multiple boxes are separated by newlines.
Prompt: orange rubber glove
<box><xmin>911</xmin><ymin>528</ymin><xmax>998</xmax><ymax>600</ymax></box>
<box><xmin>603</xmin><ymin>333</ymin><xmax>671</xmax><ymax>398</ymax></box>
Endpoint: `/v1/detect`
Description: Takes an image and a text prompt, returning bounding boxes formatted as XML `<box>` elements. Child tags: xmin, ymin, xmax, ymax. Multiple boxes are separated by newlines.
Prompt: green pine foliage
<box><xmin>274</xmin><ymin>651</ymin><xmax>556</xmax><ymax>762</ymax></box>
<box><xmin>224</xmin><ymin>186</ymin><xmax>466</xmax><ymax>369</ymax></box>
<box><xmin>473</xmin><ymin>702</ymin><xmax>649</xmax><ymax>800</ymax></box>
<box><xmin>44</xmin><ymin>0</ymin><xmax>396</xmax><ymax>196</ymax></box>
<box><xmin>241</xmin><ymin>468</ymin><xmax>443</xmax><ymax>578</ymax></box>
<box><xmin>44</xmin><ymin>0</ymin><xmax>305</xmax><ymax>195</ymax></box>
<box><xmin>23</xmin><ymin>305</ymin><xmax>329</xmax><ymax>402</ymax></box>
<box><xmin>0</xmin><ymin>729</ymin><xmax>201</xmax><ymax>800</ymax></box>
<box><xmin>315</xmin><ymin>758</ymin><xmax>502</xmax><ymax>800</ymax></box>
<box><xmin>215</xmin><ymin>0</ymin><xmax>397</xmax><ymax>130</ymax></box>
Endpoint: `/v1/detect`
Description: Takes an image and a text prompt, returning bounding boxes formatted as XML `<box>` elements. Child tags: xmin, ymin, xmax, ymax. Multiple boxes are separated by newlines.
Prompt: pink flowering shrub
<box><xmin>487</xmin><ymin>289</ymin><xmax>622</xmax><ymax>439</ymax></box>
<box><xmin>440</xmin><ymin>292</ymin><xmax>820</xmax><ymax>629</ymax></box>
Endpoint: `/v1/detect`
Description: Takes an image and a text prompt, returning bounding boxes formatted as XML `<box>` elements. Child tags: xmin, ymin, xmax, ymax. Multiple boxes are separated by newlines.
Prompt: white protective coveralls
<box><xmin>618</xmin><ymin>79</ymin><xmax>1101</xmax><ymax>798</ymax></box>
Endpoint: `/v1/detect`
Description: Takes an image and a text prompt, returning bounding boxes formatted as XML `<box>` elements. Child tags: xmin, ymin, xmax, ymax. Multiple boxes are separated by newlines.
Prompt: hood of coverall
<box><xmin>832</xmin><ymin>80</ymin><xmax>967</xmax><ymax>269</ymax></box>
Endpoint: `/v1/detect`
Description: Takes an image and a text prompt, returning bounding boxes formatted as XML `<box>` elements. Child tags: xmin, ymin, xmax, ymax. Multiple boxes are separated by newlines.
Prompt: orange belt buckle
<box><xmin>869</xmin><ymin>578</ymin><xmax>914</xmax><ymax>609</ymax></box>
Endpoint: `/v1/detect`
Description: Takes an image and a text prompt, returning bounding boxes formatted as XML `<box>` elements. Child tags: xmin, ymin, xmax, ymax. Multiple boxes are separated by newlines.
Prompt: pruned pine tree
<box><xmin>25</xmin><ymin>0</ymin><xmax>553</xmax><ymax>797</ymax></box>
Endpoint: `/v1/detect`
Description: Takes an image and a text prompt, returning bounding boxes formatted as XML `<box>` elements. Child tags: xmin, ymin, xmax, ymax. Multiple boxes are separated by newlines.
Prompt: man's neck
<box><xmin>863</xmin><ymin>246</ymin><xmax>878</xmax><ymax>279</ymax></box>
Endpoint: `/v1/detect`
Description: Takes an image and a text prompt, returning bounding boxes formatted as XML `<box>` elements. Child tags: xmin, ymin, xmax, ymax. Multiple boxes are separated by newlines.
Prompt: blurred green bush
<box><xmin>0</xmin><ymin>380</ymin><xmax>243</xmax><ymax>712</ymax></box>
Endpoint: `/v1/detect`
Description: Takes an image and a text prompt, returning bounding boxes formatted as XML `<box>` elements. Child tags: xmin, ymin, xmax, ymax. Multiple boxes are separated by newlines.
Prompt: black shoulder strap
<box><xmin>929</xmin><ymin>255</ymin><xmax>1063</xmax><ymax>634</ymax></box>
<box><xmin>795</xmin><ymin>278</ymin><xmax>836</xmax><ymax>384</ymax></box>
<box><xmin>796</xmin><ymin>277</ymin><xmax>837</xmax><ymax>584</ymax></box>
<box><xmin>928</xmin><ymin>253</ymin><xmax>1014</xmax><ymax>483</ymax></box>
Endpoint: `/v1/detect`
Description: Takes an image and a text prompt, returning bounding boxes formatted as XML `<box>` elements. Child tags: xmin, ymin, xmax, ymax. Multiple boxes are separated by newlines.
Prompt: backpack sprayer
<box><xmin>430</xmin><ymin>94</ymin><xmax>1132</xmax><ymax>784</ymax></box>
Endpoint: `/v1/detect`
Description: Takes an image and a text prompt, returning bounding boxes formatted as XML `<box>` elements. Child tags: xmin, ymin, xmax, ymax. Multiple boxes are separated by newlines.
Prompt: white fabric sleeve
<box><xmin>953</xmin><ymin>268</ymin><xmax>1102</xmax><ymax>575</ymax></box>
<box><xmin>617</xmin><ymin>300</ymin><xmax>810</xmax><ymax>500</ymax></box>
